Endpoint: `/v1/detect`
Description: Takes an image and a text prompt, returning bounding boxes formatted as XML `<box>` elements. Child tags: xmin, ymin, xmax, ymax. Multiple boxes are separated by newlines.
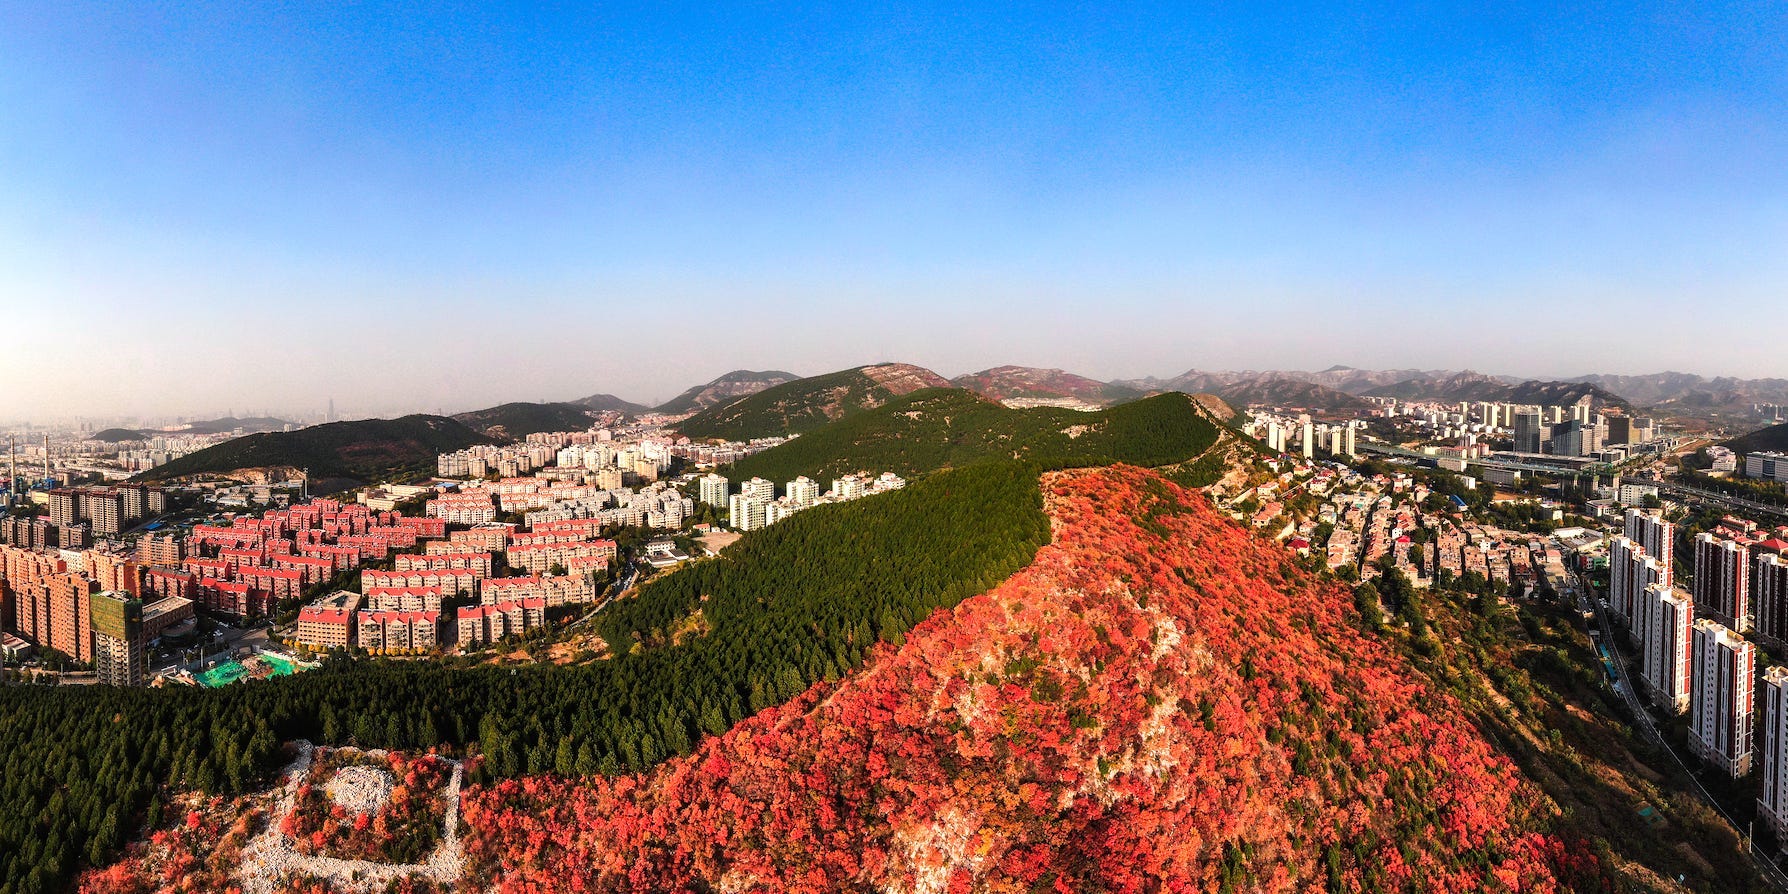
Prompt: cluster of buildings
<box><xmin>1244</xmin><ymin>413</ymin><xmax>1359</xmax><ymax>459</ymax></box>
<box><xmin>0</xmin><ymin>541</ymin><xmax>197</xmax><ymax>684</ymax></box>
<box><xmin>1600</xmin><ymin>507</ymin><xmax>1788</xmax><ymax>839</ymax></box>
<box><xmin>288</xmin><ymin>507</ymin><xmax>616</xmax><ymax>654</ymax></box>
<box><xmin>0</xmin><ymin>484</ymin><xmax>172</xmax><ymax>549</ymax></box>
<box><xmin>426</xmin><ymin>474</ymin><xmax>696</xmax><ymax>531</ymax></box>
<box><xmin>698</xmin><ymin>471</ymin><xmax>908</xmax><ymax>532</ymax></box>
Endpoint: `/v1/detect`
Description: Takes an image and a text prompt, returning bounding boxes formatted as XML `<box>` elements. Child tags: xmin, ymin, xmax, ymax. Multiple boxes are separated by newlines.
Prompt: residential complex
<box><xmin>1689</xmin><ymin>619</ymin><xmax>1755</xmax><ymax>778</ymax></box>
<box><xmin>1640</xmin><ymin>584</ymin><xmax>1693</xmax><ymax>715</ymax></box>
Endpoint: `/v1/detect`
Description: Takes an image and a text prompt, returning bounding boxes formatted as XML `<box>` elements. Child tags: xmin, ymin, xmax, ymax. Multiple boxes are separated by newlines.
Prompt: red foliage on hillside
<box><xmin>461</xmin><ymin>466</ymin><xmax>1606</xmax><ymax>892</ymax></box>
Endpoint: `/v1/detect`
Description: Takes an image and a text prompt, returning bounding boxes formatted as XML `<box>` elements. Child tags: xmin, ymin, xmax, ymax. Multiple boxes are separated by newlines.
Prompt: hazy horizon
<box><xmin>4</xmin><ymin>5</ymin><xmax>1784</xmax><ymax>421</ymax></box>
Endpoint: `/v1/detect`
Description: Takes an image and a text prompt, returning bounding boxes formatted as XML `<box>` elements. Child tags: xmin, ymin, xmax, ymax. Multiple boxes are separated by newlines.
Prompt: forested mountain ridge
<box><xmin>721</xmin><ymin>388</ymin><xmax>1222</xmax><ymax>485</ymax></box>
<box><xmin>456</xmin><ymin>466</ymin><xmax>1614</xmax><ymax>891</ymax></box>
<box><xmin>674</xmin><ymin>363</ymin><xmax>951</xmax><ymax>440</ymax></box>
<box><xmin>450</xmin><ymin>401</ymin><xmax>601</xmax><ymax>440</ymax></box>
<box><xmin>130</xmin><ymin>415</ymin><xmax>493</xmax><ymax>487</ymax></box>
<box><xmin>654</xmin><ymin>369</ymin><xmax>799</xmax><ymax>415</ymax></box>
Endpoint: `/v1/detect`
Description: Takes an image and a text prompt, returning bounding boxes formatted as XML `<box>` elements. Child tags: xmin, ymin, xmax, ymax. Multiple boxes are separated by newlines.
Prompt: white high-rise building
<box><xmin>1759</xmin><ymin>666</ymin><xmax>1788</xmax><ymax>837</ymax></box>
<box><xmin>786</xmin><ymin>476</ymin><xmax>820</xmax><ymax>508</ymax></box>
<box><xmin>1641</xmin><ymin>584</ymin><xmax>1693</xmax><ymax>714</ymax></box>
<box><xmin>831</xmin><ymin>475</ymin><xmax>867</xmax><ymax>500</ymax></box>
<box><xmin>741</xmin><ymin>477</ymin><xmax>775</xmax><ymax>503</ymax></box>
<box><xmin>1609</xmin><ymin>535</ymin><xmax>1664</xmax><ymax>631</ymax></box>
<box><xmin>1299</xmin><ymin>415</ymin><xmax>1314</xmax><ymax>459</ymax></box>
<box><xmin>1693</xmin><ymin>533</ymin><xmax>1750</xmax><ymax>632</ymax></box>
<box><xmin>1689</xmin><ymin>619</ymin><xmax>1755</xmax><ymax>778</ymax></box>
<box><xmin>697</xmin><ymin>473</ymin><xmax>730</xmax><ymax>508</ymax></box>
<box><xmin>1624</xmin><ymin>509</ymin><xmax>1674</xmax><ymax>585</ymax></box>
<box><xmin>1342</xmin><ymin>423</ymin><xmax>1356</xmax><ymax>458</ymax></box>
<box><xmin>728</xmin><ymin>493</ymin><xmax>768</xmax><ymax>532</ymax></box>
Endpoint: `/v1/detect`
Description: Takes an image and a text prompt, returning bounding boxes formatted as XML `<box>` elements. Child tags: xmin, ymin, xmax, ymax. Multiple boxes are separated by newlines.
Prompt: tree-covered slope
<box><xmin>451</xmin><ymin>401</ymin><xmax>598</xmax><ymax>440</ymax></box>
<box><xmin>723</xmin><ymin>387</ymin><xmax>1221</xmax><ymax>485</ymax></box>
<box><xmin>86</xmin><ymin>428</ymin><xmax>148</xmax><ymax>443</ymax></box>
<box><xmin>675</xmin><ymin>363</ymin><xmax>950</xmax><ymax>441</ymax></box>
<box><xmin>1724</xmin><ymin>421</ymin><xmax>1788</xmax><ymax>455</ymax></box>
<box><xmin>131</xmin><ymin>415</ymin><xmax>492</xmax><ymax>485</ymax></box>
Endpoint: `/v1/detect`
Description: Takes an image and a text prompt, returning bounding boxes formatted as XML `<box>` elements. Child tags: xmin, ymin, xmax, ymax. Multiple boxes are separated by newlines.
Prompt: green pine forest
<box><xmin>722</xmin><ymin>388</ymin><xmax>1222</xmax><ymax>486</ymax></box>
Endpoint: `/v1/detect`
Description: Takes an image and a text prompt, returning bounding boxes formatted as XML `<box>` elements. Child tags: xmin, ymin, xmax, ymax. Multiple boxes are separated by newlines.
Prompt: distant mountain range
<box><xmin>949</xmin><ymin>366</ymin><xmax>1144</xmax><ymax>407</ymax></box>
<box><xmin>653</xmin><ymin>370</ymin><xmax>799</xmax><ymax>416</ymax></box>
<box><xmin>1360</xmin><ymin>370</ymin><xmax>1629</xmax><ymax>409</ymax></box>
<box><xmin>1564</xmin><ymin>372</ymin><xmax>1788</xmax><ymax>414</ymax></box>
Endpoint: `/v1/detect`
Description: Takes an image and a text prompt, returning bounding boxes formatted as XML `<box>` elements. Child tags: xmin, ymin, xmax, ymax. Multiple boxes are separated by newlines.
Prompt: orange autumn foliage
<box><xmin>461</xmin><ymin>465</ymin><xmax>1608</xmax><ymax>893</ymax></box>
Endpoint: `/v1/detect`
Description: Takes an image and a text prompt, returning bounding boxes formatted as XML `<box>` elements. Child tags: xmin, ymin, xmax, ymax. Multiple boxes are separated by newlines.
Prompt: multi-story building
<box><xmin>356</xmin><ymin>610</ymin><xmax>439</xmax><ymax>653</ymax></box>
<box><xmin>1609</xmin><ymin>535</ymin><xmax>1665</xmax><ymax>630</ymax></box>
<box><xmin>504</xmin><ymin>540</ymin><xmax>615</xmax><ymax>576</ymax></box>
<box><xmin>1625</xmin><ymin>509</ymin><xmax>1674</xmax><ymax>584</ymax></box>
<box><xmin>363</xmin><ymin>585</ymin><xmax>444</xmax><ymax>613</ymax></box>
<box><xmin>90</xmin><ymin>591</ymin><xmax>146</xmax><ymax>686</ymax></box>
<box><xmin>293</xmin><ymin>593</ymin><xmax>362</xmax><ymax>652</ymax></box>
<box><xmin>698</xmin><ymin>473</ymin><xmax>729</xmax><ymax>508</ymax></box>
<box><xmin>48</xmin><ymin>488</ymin><xmax>80</xmax><ymax>529</ymax></box>
<box><xmin>1693</xmin><ymin>533</ymin><xmax>1750</xmax><ymax>632</ymax></box>
<box><xmin>393</xmin><ymin>551</ymin><xmax>493</xmax><ymax>578</ymax></box>
<box><xmin>729</xmin><ymin>493</ymin><xmax>767</xmax><ymax>532</ymax></box>
<box><xmin>1641</xmin><ymin>583</ymin><xmax>1693</xmax><ymax>714</ymax></box>
<box><xmin>786</xmin><ymin>476</ymin><xmax>820</xmax><ymax>508</ymax></box>
<box><xmin>84</xmin><ymin>489</ymin><xmax>124</xmax><ymax>537</ymax></box>
<box><xmin>47</xmin><ymin>573</ymin><xmax>96</xmax><ymax>663</ymax></box>
<box><xmin>1747</xmin><ymin>452</ymin><xmax>1788</xmax><ymax>483</ymax></box>
<box><xmin>740</xmin><ymin>477</ymin><xmax>775</xmax><ymax>503</ymax></box>
<box><xmin>1758</xmin><ymin>553</ymin><xmax>1788</xmax><ymax>647</ymax></box>
<box><xmin>1689</xmin><ymin>619</ymin><xmax>1754</xmax><ymax>778</ymax></box>
<box><xmin>135</xmin><ymin>531</ymin><xmax>183</xmax><ymax>568</ymax></box>
<box><xmin>455</xmin><ymin>597</ymin><xmax>546</xmax><ymax>647</ymax></box>
<box><xmin>1513</xmin><ymin>411</ymin><xmax>1544</xmax><ymax>454</ymax></box>
<box><xmin>1760</xmin><ymin>666</ymin><xmax>1788</xmax><ymax>838</ymax></box>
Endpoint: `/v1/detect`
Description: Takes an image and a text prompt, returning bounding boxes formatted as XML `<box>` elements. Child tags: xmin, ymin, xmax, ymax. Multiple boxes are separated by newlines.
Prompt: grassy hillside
<box><xmin>655</xmin><ymin>369</ymin><xmax>799</xmax><ymax>415</ymax></box>
<box><xmin>675</xmin><ymin>363</ymin><xmax>948</xmax><ymax>441</ymax></box>
<box><xmin>452</xmin><ymin>401</ymin><xmax>597</xmax><ymax>439</ymax></box>
<box><xmin>723</xmin><ymin>387</ymin><xmax>1221</xmax><ymax>485</ymax></box>
<box><xmin>132</xmin><ymin>415</ymin><xmax>492</xmax><ymax>485</ymax></box>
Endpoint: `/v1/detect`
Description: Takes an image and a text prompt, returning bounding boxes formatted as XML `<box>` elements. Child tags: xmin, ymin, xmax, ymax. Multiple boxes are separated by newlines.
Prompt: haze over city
<box><xmin>3</xmin><ymin>4</ymin><xmax>1785</xmax><ymax>420</ymax></box>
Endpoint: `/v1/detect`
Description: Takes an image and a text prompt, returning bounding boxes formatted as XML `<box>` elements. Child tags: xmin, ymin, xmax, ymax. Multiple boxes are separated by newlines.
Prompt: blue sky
<box><xmin>2</xmin><ymin>3</ymin><xmax>1784</xmax><ymax>420</ymax></box>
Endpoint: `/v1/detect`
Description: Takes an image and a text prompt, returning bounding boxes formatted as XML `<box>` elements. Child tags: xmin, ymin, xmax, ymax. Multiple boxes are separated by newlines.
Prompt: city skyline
<box><xmin>3</xmin><ymin>4</ymin><xmax>1785</xmax><ymax>419</ymax></box>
